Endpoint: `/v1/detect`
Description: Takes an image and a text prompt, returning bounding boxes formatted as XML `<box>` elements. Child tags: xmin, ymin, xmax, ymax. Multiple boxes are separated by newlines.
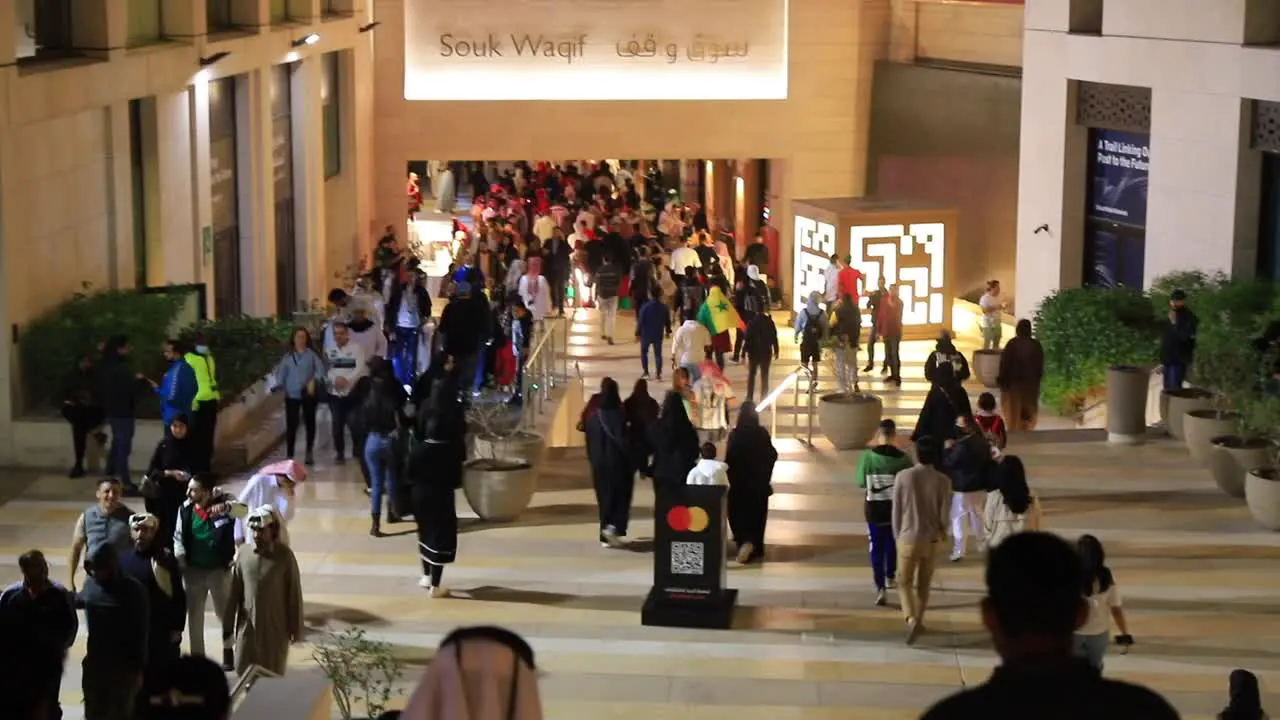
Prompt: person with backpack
<box><xmin>742</xmin><ymin>305</ymin><xmax>780</xmax><ymax>404</ymax></box>
<box><xmin>942</xmin><ymin>416</ymin><xmax>996</xmax><ymax>562</ymax></box>
<box><xmin>794</xmin><ymin>292</ymin><xmax>828</xmax><ymax>372</ymax></box>
<box><xmin>731</xmin><ymin>265</ymin><xmax>768</xmax><ymax>362</ymax></box>
<box><xmin>856</xmin><ymin>419</ymin><xmax>915</xmax><ymax>606</ymax></box>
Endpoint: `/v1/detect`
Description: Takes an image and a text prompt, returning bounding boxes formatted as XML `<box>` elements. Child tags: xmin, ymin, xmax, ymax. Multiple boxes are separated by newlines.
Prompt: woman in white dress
<box><xmin>236</xmin><ymin>459</ymin><xmax>306</xmax><ymax>545</ymax></box>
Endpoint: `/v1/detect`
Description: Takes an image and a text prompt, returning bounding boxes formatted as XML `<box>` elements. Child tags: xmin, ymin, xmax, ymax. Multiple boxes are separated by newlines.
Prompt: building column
<box><xmin>190</xmin><ymin>76</ymin><xmax>215</xmax><ymax>305</ymax></box>
<box><xmin>771</xmin><ymin>159</ymin><xmax>792</xmax><ymax>304</ymax></box>
<box><xmin>735</xmin><ymin>159</ymin><xmax>762</xmax><ymax>258</ymax></box>
<box><xmin>291</xmin><ymin>55</ymin><xmax>328</xmax><ymax>307</ymax></box>
<box><xmin>289</xmin><ymin>0</ymin><xmax>322</xmax><ymax>21</ymax></box>
<box><xmin>0</xmin><ymin>66</ymin><xmax>13</xmax><ymax>463</ymax></box>
<box><xmin>165</xmin><ymin>0</ymin><xmax>207</xmax><ymax>39</ymax></box>
<box><xmin>75</xmin><ymin>0</ymin><xmax>123</xmax><ymax>60</ymax></box>
<box><xmin>707</xmin><ymin>160</ymin><xmax>733</xmax><ymax>234</ymax></box>
<box><xmin>0</xmin><ymin>0</ymin><xmax>15</xmax><ymax>64</ymax></box>
<box><xmin>887</xmin><ymin>0</ymin><xmax>918</xmax><ymax>63</ymax></box>
<box><xmin>140</xmin><ymin>91</ymin><xmax>198</xmax><ymax>285</ymax></box>
<box><xmin>105</xmin><ymin>101</ymin><xmax>136</xmax><ymax>289</ymax></box>
<box><xmin>236</xmin><ymin>69</ymin><xmax>278</xmax><ymax>316</ymax></box>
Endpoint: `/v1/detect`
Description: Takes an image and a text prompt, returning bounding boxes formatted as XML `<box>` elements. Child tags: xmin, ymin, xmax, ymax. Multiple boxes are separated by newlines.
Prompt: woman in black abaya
<box><xmin>409</xmin><ymin>357</ymin><xmax>467</xmax><ymax>598</ymax></box>
<box><xmin>647</xmin><ymin>390</ymin><xmax>700</xmax><ymax>501</ymax></box>
<box><xmin>725</xmin><ymin>402</ymin><xmax>778</xmax><ymax>564</ymax></box>
<box><xmin>586</xmin><ymin>377</ymin><xmax>633</xmax><ymax>548</ymax></box>
<box><xmin>911</xmin><ymin>361</ymin><xmax>973</xmax><ymax>444</ymax></box>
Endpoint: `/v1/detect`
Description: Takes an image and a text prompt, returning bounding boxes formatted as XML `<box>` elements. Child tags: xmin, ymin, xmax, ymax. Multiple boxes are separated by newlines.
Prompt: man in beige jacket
<box><xmin>891</xmin><ymin>435</ymin><xmax>952</xmax><ymax>645</ymax></box>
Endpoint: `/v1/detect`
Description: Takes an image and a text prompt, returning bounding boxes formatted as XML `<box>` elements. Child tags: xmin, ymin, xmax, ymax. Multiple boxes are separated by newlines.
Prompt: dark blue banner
<box><xmin>1088</xmin><ymin>129</ymin><xmax>1150</xmax><ymax>227</ymax></box>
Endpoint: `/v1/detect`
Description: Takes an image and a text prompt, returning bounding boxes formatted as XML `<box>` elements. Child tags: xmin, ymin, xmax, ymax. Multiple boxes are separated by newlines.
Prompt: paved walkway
<box><xmin>3</xmin><ymin>309</ymin><xmax>1275</xmax><ymax>718</ymax></box>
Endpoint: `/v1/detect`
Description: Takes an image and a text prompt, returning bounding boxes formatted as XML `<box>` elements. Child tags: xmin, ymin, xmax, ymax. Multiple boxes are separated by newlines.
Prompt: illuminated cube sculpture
<box><xmin>791</xmin><ymin>198</ymin><xmax>957</xmax><ymax>340</ymax></box>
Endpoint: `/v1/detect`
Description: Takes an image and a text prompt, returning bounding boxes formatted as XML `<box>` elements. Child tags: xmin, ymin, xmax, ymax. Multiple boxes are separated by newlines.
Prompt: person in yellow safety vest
<box><xmin>185</xmin><ymin>334</ymin><xmax>221</xmax><ymax>474</ymax></box>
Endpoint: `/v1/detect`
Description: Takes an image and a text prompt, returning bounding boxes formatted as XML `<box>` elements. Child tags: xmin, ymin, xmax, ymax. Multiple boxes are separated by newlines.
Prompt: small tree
<box><xmin>311</xmin><ymin>627</ymin><xmax>404</xmax><ymax>720</ymax></box>
<box><xmin>466</xmin><ymin>399</ymin><xmax>523</xmax><ymax>464</ymax></box>
<box><xmin>1189</xmin><ymin>320</ymin><xmax>1263</xmax><ymax>420</ymax></box>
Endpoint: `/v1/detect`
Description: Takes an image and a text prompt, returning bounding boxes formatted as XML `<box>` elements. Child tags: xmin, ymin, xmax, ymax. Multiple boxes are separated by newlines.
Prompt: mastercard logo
<box><xmin>666</xmin><ymin>505</ymin><xmax>709</xmax><ymax>533</ymax></box>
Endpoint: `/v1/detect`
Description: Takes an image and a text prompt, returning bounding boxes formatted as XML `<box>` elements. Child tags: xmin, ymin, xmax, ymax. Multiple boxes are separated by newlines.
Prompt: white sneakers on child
<box><xmin>418</xmin><ymin>575</ymin><xmax>449</xmax><ymax>598</ymax></box>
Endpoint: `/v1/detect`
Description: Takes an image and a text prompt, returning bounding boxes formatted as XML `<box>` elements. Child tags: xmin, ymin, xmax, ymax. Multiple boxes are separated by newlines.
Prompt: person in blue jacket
<box><xmin>157</xmin><ymin>340</ymin><xmax>197</xmax><ymax>429</ymax></box>
<box><xmin>636</xmin><ymin>288</ymin><xmax>672</xmax><ymax>380</ymax></box>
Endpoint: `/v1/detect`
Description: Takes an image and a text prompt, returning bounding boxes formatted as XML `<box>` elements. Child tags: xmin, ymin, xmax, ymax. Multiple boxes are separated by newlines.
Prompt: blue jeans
<box><xmin>1073</xmin><ymin>632</ymin><xmax>1109</xmax><ymax>671</ymax></box>
<box><xmin>640</xmin><ymin>338</ymin><xmax>662</xmax><ymax>376</ymax></box>
<box><xmin>364</xmin><ymin>432</ymin><xmax>396</xmax><ymax>518</ymax></box>
<box><xmin>868</xmin><ymin>523</ymin><xmax>897</xmax><ymax>590</ymax></box>
<box><xmin>681</xmin><ymin>363</ymin><xmax>702</xmax><ymax>384</ymax></box>
<box><xmin>106</xmin><ymin>417</ymin><xmax>135</xmax><ymax>485</ymax></box>
<box><xmin>391</xmin><ymin>326</ymin><xmax>419</xmax><ymax>387</ymax></box>
<box><xmin>1163</xmin><ymin>362</ymin><xmax>1187</xmax><ymax>391</ymax></box>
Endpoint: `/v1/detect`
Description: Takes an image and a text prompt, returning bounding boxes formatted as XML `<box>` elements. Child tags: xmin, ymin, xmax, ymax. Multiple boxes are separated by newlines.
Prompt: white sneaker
<box><xmin>601</xmin><ymin>527</ymin><xmax>625</xmax><ymax>549</ymax></box>
<box><xmin>418</xmin><ymin>575</ymin><xmax>431</xmax><ymax>589</ymax></box>
<box><xmin>874</xmin><ymin>589</ymin><xmax>887</xmax><ymax>606</ymax></box>
<box><xmin>949</xmin><ymin>552</ymin><xmax>964</xmax><ymax>563</ymax></box>
<box><xmin>429</xmin><ymin>586</ymin><xmax>450</xmax><ymax>599</ymax></box>
<box><xmin>735</xmin><ymin>541</ymin><xmax>754</xmax><ymax>564</ymax></box>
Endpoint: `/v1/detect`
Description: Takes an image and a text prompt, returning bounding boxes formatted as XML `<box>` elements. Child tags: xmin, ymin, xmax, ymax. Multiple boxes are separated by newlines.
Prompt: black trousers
<box><xmin>284</xmin><ymin>396</ymin><xmax>318</xmax><ymax>458</ymax></box>
<box><xmin>550</xmin><ymin>273</ymin><xmax>567</xmax><ymax>311</ymax></box>
<box><xmin>328</xmin><ymin>395</ymin><xmax>357</xmax><ymax>458</ymax></box>
<box><xmin>191</xmin><ymin>400</ymin><xmax>218</xmax><ymax>472</ymax></box>
<box><xmin>593</xmin><ymin>468</ymin><xmax>635</xmax><ymax>537</ymax></box>
<box><xmin>62</xmin><ymin>404</ymin><xmax>104</xmax><ymax>468</ymax></box>
<box><xmin>864</xmin><ymin>321</ymin><xmax>880</xmax><ymax>367</ymax></box>
<box><xmin>746</xmin><ymin>355</ymin><xmax>772</xmax><ymax>403</ymax></box>
<box><xmin>883</xmin><ymin>334</ymin><xmax>902</xmax><ymax>379</ymax></box>
<box><xmin>728</xmin><ymin>488</ymin><xmax>770</xmax><ymax>553</ymax></box>
<box><xmin>82</xmin><ymin>659</ymin><xmax>139</xmax><ymax>720</ymax></box>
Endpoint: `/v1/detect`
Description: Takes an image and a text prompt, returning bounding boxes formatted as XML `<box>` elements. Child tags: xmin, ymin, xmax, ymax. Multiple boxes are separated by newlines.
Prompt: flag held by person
<box><xmin>697</xmin><ymin>286</ymin><xmax>745</xmax><ymax>335</ymax></box>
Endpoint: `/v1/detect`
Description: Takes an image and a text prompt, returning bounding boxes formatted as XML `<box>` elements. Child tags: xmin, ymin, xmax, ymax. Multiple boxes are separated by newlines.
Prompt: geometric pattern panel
<box><xmin>849</xmin><ymin>222</ymin><xmax>946</xmax><ymax>327</ymax></box>
<box><xmin>793</xmin><ymin>215</ymin><xmax>839</xmax><ymax>311</ymax></box>
<box><xmin>1252</xmin><ymin>100</ymin><xmax>1280</xmax><ymax>154</ymax></box>
<box><xmin>1076</xmin><ymin>81</ymin><xmax>1152</xmax><ymax>132</ymax></box>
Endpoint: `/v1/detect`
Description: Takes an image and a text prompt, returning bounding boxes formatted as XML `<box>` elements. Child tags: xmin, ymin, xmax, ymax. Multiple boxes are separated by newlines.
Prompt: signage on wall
<box><xmin>403</xmin><ymin>0</ymin><xmax>789</xmax><ymax>101</ymax></box>
<box><xmin>642</xmin><ymin>485</ymin><xmax>736</xmax><ymax>629</ymax></box>
<box><xmin>792</xmin><ymin>216</ymin><xmax>947</xmax><ymax>329</ymax></box>
<box><xmin>1088</xmin><ymin>129</ymin><xmax>1150</xmax><ymax>226</ymax></box>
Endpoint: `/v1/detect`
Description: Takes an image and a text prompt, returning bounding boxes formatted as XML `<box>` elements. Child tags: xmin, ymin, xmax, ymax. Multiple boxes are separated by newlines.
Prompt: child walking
<box><xmin>1076</xmin><ymin>534</ymin><xmax>1134</xmax><ymax>670</ymax></box>
<box><xmin>974</xmin><ymin>392</ymin><xmax>1008</xmax><ymax>454</ymax></box>
<box><xmin>856</xmin><ymin>420</ymin><xmax>914</xmax><ymax>606</ymax></box>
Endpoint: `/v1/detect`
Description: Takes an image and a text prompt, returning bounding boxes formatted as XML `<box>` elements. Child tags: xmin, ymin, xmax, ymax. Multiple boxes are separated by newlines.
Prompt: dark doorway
<box><xmin>208</xmin><ymin>76</ymin><xmax>242</xmax><ymax>317</ymax></box>
<box><xmin>272</xmin><ymin>63</ymin><xmax>298</xmax><ymax>317</ymax></box>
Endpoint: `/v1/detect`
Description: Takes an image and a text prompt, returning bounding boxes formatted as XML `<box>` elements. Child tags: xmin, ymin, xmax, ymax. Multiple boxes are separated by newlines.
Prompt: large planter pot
<box><xmin>463</xmin><ymin>459</ymin><xmax>537</xmax><ymax>522</ymax></box>
<box><xmin>817</xmin><ymin>393</ymin><xmax>883</xmax><ymax>450</ymax></box>
<box><xmin>1245</xmin><ymin>466</ymin><xmax>1280</xmax><ymax>531</ymax></box>
<box><xmin>1105</xmin><ymin>366</ymin><xmax>1149</xmax><ymax>445</ymax></box>
<box><xmin>1183</xmin><ymin>409</ymin><xmax>1241</xmax><ymax>464</ymax></box>
<box><xmin>473</xmin><ymin>431</ymin><xmax>546</xmax><ymax>468</ymax></box>
<box><xmin>971</xmin><ymin>350</ymin><xmax>1001</xmax><ymax>389</ymax></box>
<box><xmin>1161</xmin><ymin>388</ymin><xmax>1215</xmax><ymax>441</ymax></box>
<box><xmin>1208</xmin><ymin>436</ymin><xmax>1272</xmax><ymax>498</ymax></box>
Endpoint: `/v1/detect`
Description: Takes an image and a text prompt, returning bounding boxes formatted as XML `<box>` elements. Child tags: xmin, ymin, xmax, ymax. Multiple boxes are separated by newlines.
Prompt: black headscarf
<box><xmin>1220</xmin><ymin>669</ymin><xmax>1264</xmax><ymax>720</ymax></box>
<box><xmin>736</xmin><ymin>401</ymin><xmax>761</xmax><ymax>429</ymax></box>
<box><xmin>997</xmin><ymin>455</ymin><xmax>1032</xmax><ymax>515</ymax></box>
<box><xmin>658</xmin><ymin>390</ymin><xmax>695</xmax><ymax>437</ymax></box>
<box><xmin>599</xmin><ymin>377</ymin><xmax>622</xmax><ymax>411</ymax></box>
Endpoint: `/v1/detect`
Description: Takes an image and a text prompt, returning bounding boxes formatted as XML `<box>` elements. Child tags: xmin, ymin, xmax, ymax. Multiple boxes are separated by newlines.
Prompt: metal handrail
<box><xmin>758</xmin><ymin>363</ymin><xmax>817</xmax><ymax>445</ymax></box>
<box><xmin>229</xmin><ymin>664</ymin><xmax>281</xmax><ymax>709</ymax></box>
<box><xmin>519</xmin><ymin>319</ymin><xmax>558</xmax><ymax>429</ymax></box>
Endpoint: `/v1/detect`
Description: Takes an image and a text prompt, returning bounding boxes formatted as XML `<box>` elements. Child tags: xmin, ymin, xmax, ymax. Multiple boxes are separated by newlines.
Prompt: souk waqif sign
<box><xmin>403</xmin><ymin>0</ymin><xmax>789</xmax><ymax>101</ymax></box>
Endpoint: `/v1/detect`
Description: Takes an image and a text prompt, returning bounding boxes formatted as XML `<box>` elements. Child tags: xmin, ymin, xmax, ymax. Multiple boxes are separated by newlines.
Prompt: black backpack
<box><xmin>801</xmin><ymin>309</ymin><xmax>823</xmax><ymax>346</ymax></box>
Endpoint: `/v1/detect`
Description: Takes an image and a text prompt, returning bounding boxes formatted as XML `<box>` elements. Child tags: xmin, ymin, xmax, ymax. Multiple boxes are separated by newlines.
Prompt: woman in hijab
<box><xmin>401</xmin><ymin>626</ymin><xmax>542</xmax><ymax>720</ymax></box>
<box><xmin>997</xmin><ymin>318</ymin><xmax>1046</xmax><ymax>431</ymax></box>
<box><xmin>518</xmin><ymin>256</ymin><xmax>552</xmax><ymax>322</ymax></box>
<box><xmin>648</xmin><ymin>390</ymin><xmax>701</xmax><ymax>501</ymax></box>
<box><xmin>585</xmin><ymin>378</ymin><xmax>633</xmax><ymax>548</ymax></box>
<box><xmin>911</xmin><ymin>360</ymin><xmax>973</xmax><ymax>444</ymax></box>
<box><xmin>141</xmin><ymin>414</ymin><xmax>196</xmax><ymax>549</ymax></box>
<box><xmin>623</xmin><ymin>378</ymin><xmax>660</xmax><ymax>478</ymax></box>
<box><xmin>724</xmin><ymin>402</ymin><xmax>778</xmax><ymax>565</ymax></box>
<box><xmin>1219</xmin><ymin>669</ymin><xmax>1267</xmax><ymax>720</ymax></box>
<box><xmin>410</xmin><ymin>357</ymin><xmax>466</xmax><ymax>598</ymax></box>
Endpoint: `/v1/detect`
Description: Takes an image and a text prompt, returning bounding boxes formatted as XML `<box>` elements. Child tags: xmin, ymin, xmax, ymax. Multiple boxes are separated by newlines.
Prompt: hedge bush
<box><xmin>20</xmin><ymin>289</ymin><xmax>184</xmax><ymax>414</ymax></box>
<box><xmin>178</xmin><ymin>316</ymin><xmax>296</xmax><ymax>410</ymax></box>
<box><xmin>1033</xmin><ymin>286</ymin><xmax>1160</xmax><ymax>414</ymax></box>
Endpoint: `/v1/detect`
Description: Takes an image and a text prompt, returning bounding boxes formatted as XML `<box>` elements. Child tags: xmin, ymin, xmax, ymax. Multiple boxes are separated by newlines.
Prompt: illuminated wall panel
<box><xmin>404</xmin><ymin>0</ymin><xmax>789</xmax><ymax>101</ymax></box>
<box><xmin>793</xmin><ymin>215</ymin><xmax>839</xmax><ymax>311</ymax></box>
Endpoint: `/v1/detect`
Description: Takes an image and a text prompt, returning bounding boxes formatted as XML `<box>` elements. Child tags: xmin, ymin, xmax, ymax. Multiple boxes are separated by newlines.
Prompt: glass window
<box><xmin>129</xmin><ymin>99</ymin><xmax>148</xmax><ymax>287</ymax></box>
<box><xmin>322</xmin><ymin>52</ymin><xmax>341</xmax><ymax>178</ymax></box>
<box><xmin>126</xmin><ymin>0</ymin><xmax>162</xmax><ymax>47</ymax></box>
<box><xmin>18</xmin><ymin>0</ymin><xmax>74</xmax><ymax>61</ymax></box>
<box><xmin>207</xmin><ymin>0</ymin><xmax>231</xmax><ymax>30</ymax></box>
<box><xmin>270</xmin><ymin>0</ymin><xmax>289</xmax><ymax>23</ymax></box>
<box><xmin>1259</xmin><ymin>152</ymin><xmax>1280</xmax><ymax>281</ymax></box>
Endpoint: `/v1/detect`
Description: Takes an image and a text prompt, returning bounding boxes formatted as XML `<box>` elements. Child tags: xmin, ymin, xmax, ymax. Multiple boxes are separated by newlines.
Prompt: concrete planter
<box><xmin>1245</xmin><ymin>466</ymin><xmax>1280</xmax><ymax>531</ymax></box>
<box><xmin>1183</xmin><ymin>409</ymin><xmax>1241</xmax><ymax>465</ymax></box>
<box><xmin>1208</xmin><ymin>436</ymin><xmax>1272</xmax><ymax>499</ymax></box>
<box><xmin>817</xmin><ymin>393</ymin><xmax>883</xmax><ymax>450</ymax></box>
<box><xmin>473</xmin><ymin>431</ymin><xmax>546</xmax><ymax>469</ymax></box>
<box><xmin>1105</xmin><ymin>366</ymin><xmax>1149</xmax><ymax>445</ymax></box>
<box><xmin>463</xmin><ymin>459</ymin><xmax>537</xmax><ymax>522</ymax></box>
<box><xmin>971</xmin><ymin>350</ymin><xmax>1001</xmax><ymax>389</ymax></box>
<box><xmin>1160</xmin><ymin>388</ymin><xmax>1215</xmax><ymax>441</ymax></box>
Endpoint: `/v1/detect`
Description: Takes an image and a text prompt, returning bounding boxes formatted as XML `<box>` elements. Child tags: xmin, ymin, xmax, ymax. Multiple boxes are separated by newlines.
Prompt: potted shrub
<box><xmin>971</xmin><ymin>349</ymin><xmax>1001</xmax><ymax>389</ymax></box>
<box><xmin>1243</xmin><ymin>396</ymin><xmax>1280</xmax><ymax>530</ymax></box>
<box><xmin>311</xmin><ymin>626</ymin><xmax>404</xmax><ymax>720</ymax></box>
<box><xmin>463</xmin><ymin>401</ymin><xmax>537</xmax><ymax>521</ymax></box>
<box><xmin>1161</xmin><ymin>387</ymin><xmax>1215</xmax><ymax>441</ymax></box>
<box><xmin>812</xmin><ymin>338</ymin><xmax>883</xmax><ymax>449</ymax></box>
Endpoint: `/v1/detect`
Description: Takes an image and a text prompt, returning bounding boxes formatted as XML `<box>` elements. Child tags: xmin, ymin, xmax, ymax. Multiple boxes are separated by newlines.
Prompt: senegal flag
<box><xmin>697</xmin><ymin>286</ymin><xmax>745</xmax><ymax>336</ymax></box>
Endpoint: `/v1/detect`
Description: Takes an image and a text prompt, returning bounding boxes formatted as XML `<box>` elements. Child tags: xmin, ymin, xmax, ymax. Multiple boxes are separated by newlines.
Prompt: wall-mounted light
<box><xmin>358</xmin><ymin>21</ymin><xmax>381</xmax><ymax>33</ymax></box>
<box><xmin>292</xmin><ymin>33</ymin><xmax>320</xmax><ymax>48</ymax></box>
<box><xmin>199</xmin><ymin>51</ymin><xmax>231</xmax><ymax>67</ymax></box>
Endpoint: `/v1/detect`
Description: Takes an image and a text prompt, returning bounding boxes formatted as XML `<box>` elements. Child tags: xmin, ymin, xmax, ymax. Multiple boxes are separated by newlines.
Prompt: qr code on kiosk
<box><xmin>670</xmin><ymin>542</ymin><xmax>705</xmax><ymax>575</ymax></box>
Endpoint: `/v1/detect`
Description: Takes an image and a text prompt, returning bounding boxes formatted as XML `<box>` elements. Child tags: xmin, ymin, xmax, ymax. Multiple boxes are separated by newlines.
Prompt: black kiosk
<box><xmin>641</xmin><ymin>484</ymin><xmax>738</xmax><ymax>629</ymax></box>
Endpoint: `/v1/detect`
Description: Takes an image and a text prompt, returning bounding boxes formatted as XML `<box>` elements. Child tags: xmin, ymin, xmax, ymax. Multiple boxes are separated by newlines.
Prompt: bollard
<box><xmin>1106</xmin><ymin>365</ymin><xmax>1149</xmax><ymax>445</ymax></box>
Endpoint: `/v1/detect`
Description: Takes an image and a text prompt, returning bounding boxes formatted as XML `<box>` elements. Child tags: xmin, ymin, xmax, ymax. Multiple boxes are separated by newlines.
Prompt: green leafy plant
<box><xmin>1033</xmin><ymin>286</ymin><xmax>1160</xmax><ymax>414</ymax></box>
<box><xmin>1147</xmin><ymin>270</ymin><xmax>1225</xmax><ymax>319</ymax></box>
<box><xmin>18</xmin><ymin>287</ymin><xmax>184</xmax><ymax>414</ymax></box>
<box><xmin>179</xmin><ymin>316</ymin><xmax>295</xmax><ymax>409</ymax></box>
<box><xmin>311</xmin><ymin>627</ymin><xmax>404</xmax><ymax>720</ymax></box>
<box><xmin>1189</xmin><ymin>319</ymin><xmax>1265</xmax><ymax>418</ymax></box>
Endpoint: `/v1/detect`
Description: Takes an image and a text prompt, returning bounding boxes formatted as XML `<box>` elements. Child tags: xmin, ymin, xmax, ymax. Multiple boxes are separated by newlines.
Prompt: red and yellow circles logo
<box><xmin>666</xmin><ymin>505</ymin><xmax>709</xmax><ymax>533</ymax></box>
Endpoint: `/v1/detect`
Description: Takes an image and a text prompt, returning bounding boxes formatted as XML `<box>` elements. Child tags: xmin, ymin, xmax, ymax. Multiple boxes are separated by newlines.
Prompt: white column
<box><xmin>105</xmin><ymin>101</ymin><xmax>136</xmax><ymax>289</ymax></box>
<box><xmin>291</xmin><ymin>55</ymin><xmax>327</xmax><ymax>307</ymax></box>
<box><xmin>236</xmin><ymin>69</ymin><xmax>278</xmax><ymax>316</ymax></box>
<box><xmin>140</xmin><ymin>91</ymin><xmax>199</xmax><ymax>285</ymax></box>
<box><xmin>191</xmin><ymin>76</ymin><xmax>215</xmax><ymax>302</ymax></box>
<box><xmin>351</xmin><ymin>39</ymin><xmax>377</xmax><ymax>268</ymax></box>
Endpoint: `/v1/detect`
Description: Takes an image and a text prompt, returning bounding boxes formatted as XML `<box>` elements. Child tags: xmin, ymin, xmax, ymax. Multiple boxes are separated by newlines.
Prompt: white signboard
<box><xmin>404</xmin><ymin>0</ymin><xmax>789</xmax><ymax>101</ymax></box>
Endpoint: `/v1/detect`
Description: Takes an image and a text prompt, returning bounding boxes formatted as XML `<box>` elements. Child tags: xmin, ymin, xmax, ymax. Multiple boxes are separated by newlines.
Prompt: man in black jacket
<box><xmin>922</xmin><ymin>533</ymin><xmax>1179</xmax><ymax>720</ymax></box>
<box><xmin>77</xmin><ymin>543</ymin><xmax>150</xmax><ymax>720</ymax></box>
<box><xmin>97</xmin><ymin>335</ymin><xmax>148</xmax><ymax>494</ymax></box>
<box><xmin>1161</xmin><ymin>288</ymin><xmax>1198</xmax><ymax>391</ymax></box>
<box><xmin>595</xmin><ymin>255</ymin><xmax>622</xmax><ymax>344</ymax></box>
<box><xmin>386</xmin><ymin>262</ymin><xmax>433</xmax><ymax>388</ymax></box>
<box><xmin>742</xmin><ymin>311</ymin><xmax>779</xmax><ymax>404</ymax></box>
<box><xmin>120</xmin><ymin>512</ymin><xmax>187</xmax><ymax>707</ymax></box>
<box><xmin>0</xmin><ymin>550</ymin><xmax>78</xmax><ymax>720</ymax></box>
<box><xmin>544</xmin><ymin>228</ymin><xmax>572</xmax><ymax>315</ymax></box>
